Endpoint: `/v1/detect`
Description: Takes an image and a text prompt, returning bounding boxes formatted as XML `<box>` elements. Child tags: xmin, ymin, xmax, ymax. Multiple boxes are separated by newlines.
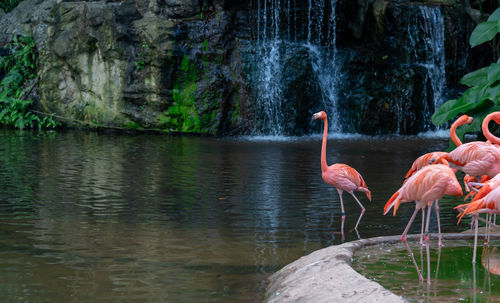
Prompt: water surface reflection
<box><xmin>0</xmin><ymin>131</ymin><xmax>467</xmax><ymax>302</ymax></box>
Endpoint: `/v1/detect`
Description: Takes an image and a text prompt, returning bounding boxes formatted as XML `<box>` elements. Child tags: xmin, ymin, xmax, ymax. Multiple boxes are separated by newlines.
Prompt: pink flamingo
<box><xmin>403</xmin><ymin>115</ymin><xmax>471</xmax><ymax>246</ymax></box>
<box><xmin>384</xmin><ymin>164</ymin><xmax>463</xmax><ymax>284</ymax></box>
<box><xmin>436</xmin><ymin>137</ymin><xmax>500</xmax><ymax>179</ymax></box>
<box><xmin>456</xmin><ymin>185</ymin><xmax>500</xmax><ymax>263</ymax></box>
<box><xmin>313</xmin><ymin>111</ymin><xmax>371</xmax><ymax>237</ymax></box>
<box><xmin>461</xmin><ymin>112</ymin><xmax>500</xmax><ymax>192</ymax></box>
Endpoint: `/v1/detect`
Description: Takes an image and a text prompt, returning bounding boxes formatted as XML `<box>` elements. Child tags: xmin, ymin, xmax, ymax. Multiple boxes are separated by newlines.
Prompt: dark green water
<box><xmin>0</xmin><ymin>130</ymin><xmax>470</xmax><ymax>302</ymax></box>
<box><xmin>353</xmin><ymin>240</ymin><xmax>500</xmax><ymax>302</ymax></box>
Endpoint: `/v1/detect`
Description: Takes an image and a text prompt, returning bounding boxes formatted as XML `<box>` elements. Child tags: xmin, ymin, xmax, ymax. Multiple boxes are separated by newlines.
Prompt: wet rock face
<box><xmin>335</xmin><ymin>1</ymin><xmax>474</xmax><ymax>135</ymax></box>
<box><xmin>0</xmin><ymin>0</ymin><xmax>252</xmax><ymax>134</ymax></box>
<box><xmin>0</xmin><ymin>0</ymin><xmax>477</xmax><ymax>135</ymax></box>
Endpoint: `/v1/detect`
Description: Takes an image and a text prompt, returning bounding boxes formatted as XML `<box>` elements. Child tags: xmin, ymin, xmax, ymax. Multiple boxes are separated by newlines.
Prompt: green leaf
<box><xmin>432</xmin><ymin>99</ymin><xmax>476</xmax><ymax>125</ymax></box>
<box><xmin>461</xmin><ymin>66</ymin><xmax>488</xmax><ymax>87</ymax></box>
<box><xmin>486</xmin><ymin>84</ymin><xmax>500</xmax><ymax>102</ymax></box>
<box><xmin>488</xmin><ymin>7</ymin><xmax>500</xmax><ymax>22</ymax></box>
<box><xmin>470</xmin><ymin>21</ymin><xmax>499</xmax><ymax>47</ymax></box>
<box><xmin>489</xmin><ymin>63</ymin><xmax>500</xmax><ymax>83</ymax></box>
<box><xmin>432</xmin><ymin>85</ymin><xmax>490</xmax><ymax>125</ymax></box>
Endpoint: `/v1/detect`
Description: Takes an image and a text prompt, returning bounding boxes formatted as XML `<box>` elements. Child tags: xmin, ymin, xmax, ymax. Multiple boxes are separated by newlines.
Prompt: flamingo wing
<box><xmin>323</xmin><ymin>163</ymin><xmax>370</xmax><ymax>198</ymax></box>
<box><xmin>405</xmin><ymin>152</ymin><xmax>447</xmax><ymax>179</ymax></box>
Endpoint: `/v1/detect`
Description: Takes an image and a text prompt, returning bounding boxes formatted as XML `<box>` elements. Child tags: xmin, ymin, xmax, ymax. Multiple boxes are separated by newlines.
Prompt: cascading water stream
<box><xmin>402</xmin><ymin>5</ymin><xmax>446</xmax><ymax>134</ymax></box>
<box><xmin>250</xmin><ymin>2</ymin><xmax>448</xmax><ymax>136</ymax></box>
<box><xmin>251</xmin><ymin>0</ymin><xmax>339</xmax><ymax>135</ymax></box>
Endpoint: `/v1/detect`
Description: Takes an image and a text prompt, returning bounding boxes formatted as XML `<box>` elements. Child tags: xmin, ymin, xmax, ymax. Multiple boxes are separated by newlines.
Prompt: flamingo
<box><xmin>435</xmin><ymin>136</ymin><xmax>500</xmax><ymax>179</ymax></box>
<box><xmin>403</xmin><ymin>115</ymin><xmax>471</xmax><ymax>246</ymax></box>
<box><xmin>456</xmin><ymin>185</ymin><xmax>500</xmax><ymax>263</ymax></box>
<box><xmin>461</xmin><ymin>112</ymin><xmax>500</xmax><ymax>192</ymax></box>
<box><xmin>457</xmin><ymin>112</ymin><xmax>500</xmax><ymax>230</ymax></box>
<box><xmin>384</xmin><ymin>164</ymin><xmax>463</xmax><ymax>284</ymax></box>
<box><xmin>313</xmin><ymin>111</ymin><xmax>371</xmax><ymax>237</ymax></box>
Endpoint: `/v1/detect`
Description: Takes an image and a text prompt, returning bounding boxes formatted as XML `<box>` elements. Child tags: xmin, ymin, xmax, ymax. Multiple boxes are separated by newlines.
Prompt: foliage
<box><xmin>0</xmin><ymin>0</ymin><xmax>22</xmax><ymax>13</ymax></box>
<box><xmin>158</xmin><ymin>55</ymin><xmax>201</xmax><ymax>133</ymax></box>
<box><xmin>432</xmin><ymin>7</ymin><xmax>500</xmax><ymax>146</ymax></box>
<box><xmin>134</xmin><ymin>43</ymin><xmax>148</xmax><ymax>70</ymax></box>
<box><xmin>0</xmin><ymin>35</ymin><xmax>59</xmax><ymax>129</ymax></box>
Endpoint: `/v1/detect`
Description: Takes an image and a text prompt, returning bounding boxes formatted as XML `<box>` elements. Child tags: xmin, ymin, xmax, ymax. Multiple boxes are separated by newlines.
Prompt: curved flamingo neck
<box><xmin>482</xmin><ymin>113</ymin><xmax>500</xmax><ymax>145</ymax></box>
<box><xmin>321</xmin><ymin>116</ymin><xmax>328</xmax><ymax>172</ymax></box>
<box><xmin>450</xmin><ymin>119</ymin><xmax>463</xmax><ymax>146</ymax></box>
<box><xmin>450</xmin><ymin>115</ymin><xmax>471</xmax><ymax>146</ymax></box>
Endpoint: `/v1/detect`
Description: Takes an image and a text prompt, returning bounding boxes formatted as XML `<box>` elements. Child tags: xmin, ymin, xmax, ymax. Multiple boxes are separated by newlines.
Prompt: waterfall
<box><xmin>251</xmin><ymin>0</ymin><xmax>339</xmax><ymax>135</ymax></box>
<box><xmin>405</xmin><ymin>5</ymin><xmax>446</xmax><ymax>133</ymax></box>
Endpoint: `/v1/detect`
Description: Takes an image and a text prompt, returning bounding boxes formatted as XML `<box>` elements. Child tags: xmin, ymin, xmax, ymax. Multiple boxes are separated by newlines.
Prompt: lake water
<box><xmin>0</xmin><ymin>130</ymin><xmax>469</xmax><ymax>302</ymax></box>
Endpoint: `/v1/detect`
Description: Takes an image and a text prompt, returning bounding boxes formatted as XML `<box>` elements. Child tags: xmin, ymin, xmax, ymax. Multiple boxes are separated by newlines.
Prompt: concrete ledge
<box><xmin>265</xmin><ymin>232</ymin><xmax>500</xmax><ymax>303</ymax></box>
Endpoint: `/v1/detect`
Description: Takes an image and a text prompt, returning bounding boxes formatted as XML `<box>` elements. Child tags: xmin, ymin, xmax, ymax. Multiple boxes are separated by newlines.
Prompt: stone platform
<box><xmin>264</xmin><ymin>232</ymin><xmax>500</xmax><ymax>303</ymax></box>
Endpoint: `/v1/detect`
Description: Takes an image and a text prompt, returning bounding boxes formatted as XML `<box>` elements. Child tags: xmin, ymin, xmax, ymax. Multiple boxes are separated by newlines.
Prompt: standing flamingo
<box><xmin>436</xmin><ymin>138</ymin><xmax>500</xmax><ymax>179</ymax></box>
<box><xmin>313</xmin><ymin>111</ymin><xmax>371</xmax><ymax>237</ymax></box>
<box><xmin>384</xmin><ymin>164</ymin><xmax>463</xmax><ymax>284</ymax></box>
<box><xmin>403</xmin><ymin>115</ymin><xmax>471</xmax><ymax>246</ymax></box>
<box><xmin>456</xmin><ymin>185</ymin><xmax>500</xmax><ymax>263</ymax></box>
<box><xmin>462</xmin><ymin>112</ymin><xmax>500</xmax><ymax>191</ymax></box>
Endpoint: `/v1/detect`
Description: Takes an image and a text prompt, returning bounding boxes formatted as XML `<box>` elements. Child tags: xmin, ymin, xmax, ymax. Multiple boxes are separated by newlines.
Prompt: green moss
<box><xmin>160</xmin><ymin>58</ymin><xmax>200</xmax><ymax>133</ymax></box>
<box><xmin>232</xmin><ymin>98</ymin><xmax>240</xmax><ymax>125</ymax></box>
<box><xmin>160</xmin><ymin>51</ymin><xmax>225</xmax><ymax>134</ymax></box>
<box><xmin>180</xmin><ymin>54</ymin><xmax>191</xmax><ymax>73</ymax></box>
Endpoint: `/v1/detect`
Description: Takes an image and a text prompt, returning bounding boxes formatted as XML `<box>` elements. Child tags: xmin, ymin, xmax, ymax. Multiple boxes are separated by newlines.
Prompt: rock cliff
<box><xmin>0</xmin><ymin>0</ymin><xmax>485</xmax><ymax>135</ymax></box>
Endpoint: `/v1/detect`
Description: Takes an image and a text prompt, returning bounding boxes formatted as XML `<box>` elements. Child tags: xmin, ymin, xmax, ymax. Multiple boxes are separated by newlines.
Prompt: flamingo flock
<box><xmin>313</xmin><ymin>110</ymin><xmax>500</xmax><ymax>285</ymax></box>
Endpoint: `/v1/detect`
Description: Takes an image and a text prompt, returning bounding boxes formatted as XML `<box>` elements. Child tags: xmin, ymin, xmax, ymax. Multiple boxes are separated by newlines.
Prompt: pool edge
<box><xmin>264</xmin><ymin>232</ymin><xmax>500</xmax><ymax>303</ymax></box>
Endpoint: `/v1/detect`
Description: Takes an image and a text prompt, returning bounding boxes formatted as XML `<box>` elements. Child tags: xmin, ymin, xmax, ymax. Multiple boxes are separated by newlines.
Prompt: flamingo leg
<box><xmin>338</xmin><ymin>189</ymin><xmax>345</xmax><ymax>241</ymax></box>
<box><xmin>350</xmin><ymin>192</ymin><xmax>365</xmax><ymax>230</ymax></box>
<box><xmin>420</xmin><ymin>207</ymin><xmax>425</xmax><ymax>246</ymax></box>
<box><xmin>401</xmin><ymin>207</ymin><xmax>420</xmax><ymax>243</ymax></box>
<box><xmin>435</xmin><ymin>200</ymin><xmax>442</xmax><ymax>247</ymax></box>
<box><xmin>424</xmin><ymin>205</ymin><xmax>432</xmax><ymax>285</ymax></box>
<box><xmin>403</xmin><ymin>240</ymin><xmax>424</xmax><ymax>281</ymax></box>
<box><xmin>435</xmin><ymin>246</ymin><xmax>442</xmax><ymax>280</ymax></box>
<box><xmin>473</xmin><ymin>215</ymin><xmax>479</xmax><ymax>264</ymax></box>
<box><xmin>485</xmin><ymin>213</ymin><xmax>490</xmax><ymax>245</ymax></box>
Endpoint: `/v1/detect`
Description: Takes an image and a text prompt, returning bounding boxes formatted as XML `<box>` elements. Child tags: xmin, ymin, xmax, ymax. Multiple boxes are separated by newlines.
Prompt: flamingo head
<box><xmin>313</xmin><ymin>111</ymin><xmax>326</xmax><ymax>120</ymax></box>
<box><xmin>465</xmin><ymin>115</ymin><xmax>473</xmax><ymax>124</ymax></box>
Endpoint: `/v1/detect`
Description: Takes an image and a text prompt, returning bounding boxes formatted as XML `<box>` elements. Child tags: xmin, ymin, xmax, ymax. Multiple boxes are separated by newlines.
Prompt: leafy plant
<box><xmin>0</xmin><ymin>0</ymin><xmax>23</xmax><ymax>13</ymax></box>
<box><xmin>432</xmin><ymin>7</ymin><xmax>500</xmax><ymax>146</ymax></box>
<box><xmin>0</xmin><ymin>35</ymin><xmax>59</xmax><ymax>129</ymax></box>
